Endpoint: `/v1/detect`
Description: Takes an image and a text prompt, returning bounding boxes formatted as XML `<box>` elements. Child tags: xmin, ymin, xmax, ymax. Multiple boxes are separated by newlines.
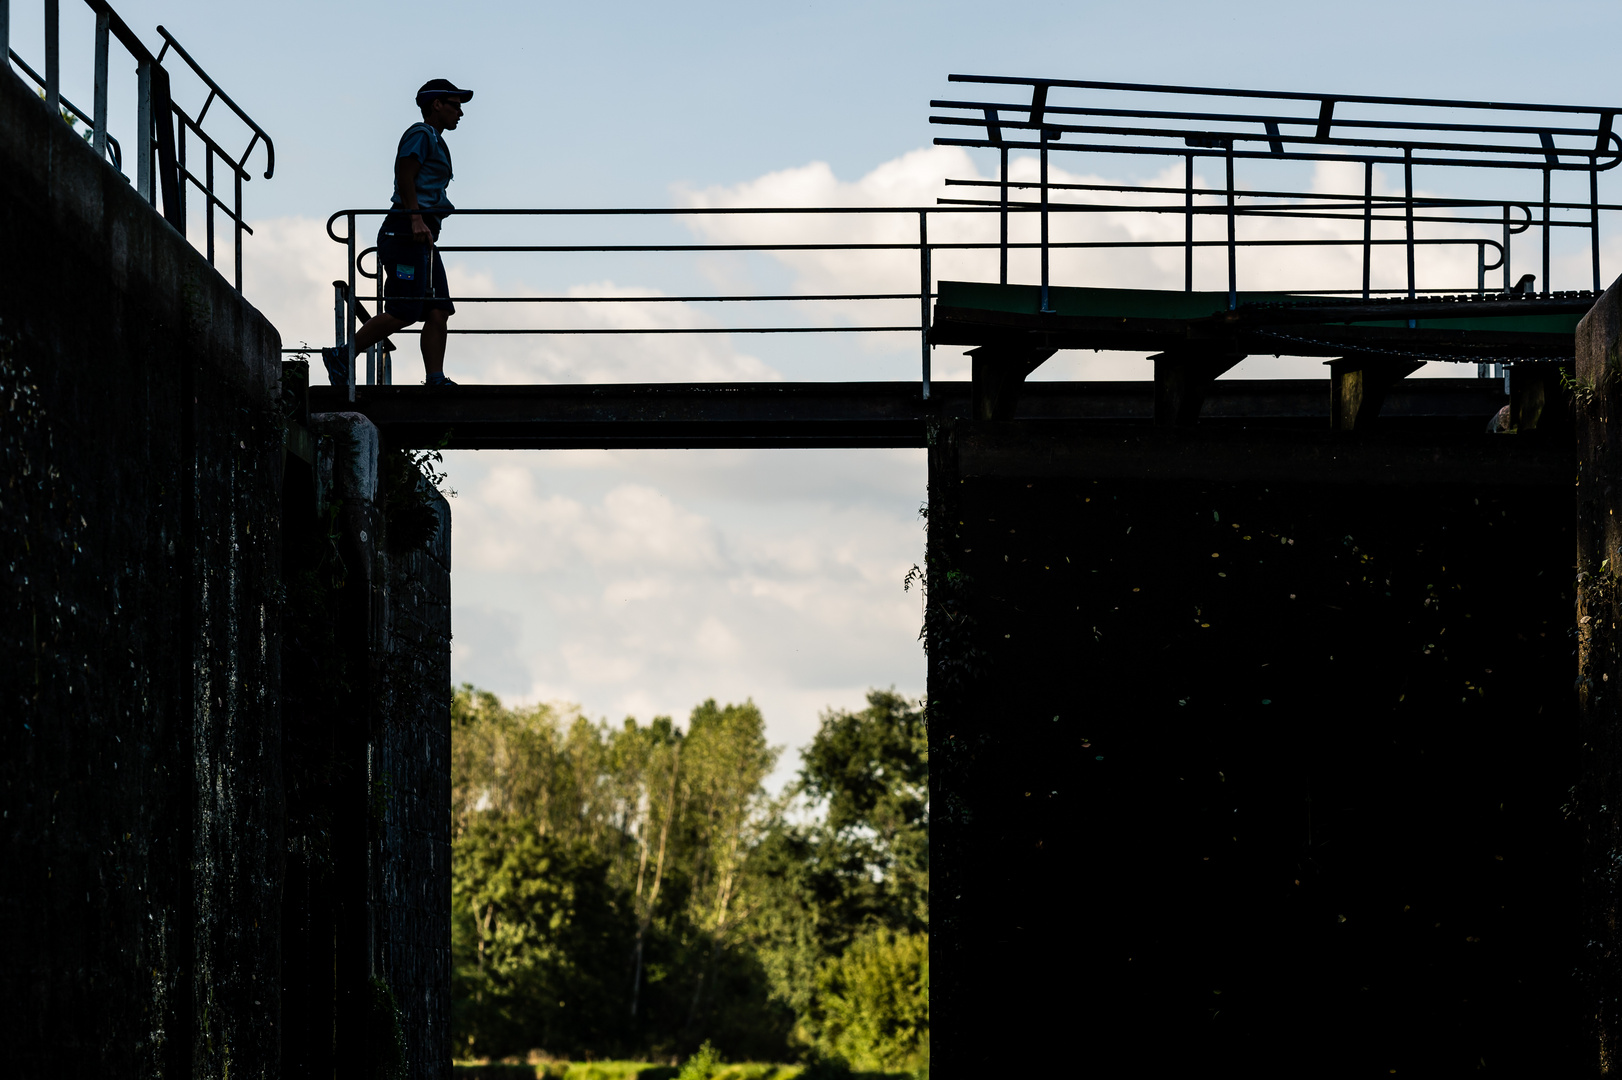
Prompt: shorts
<box><xmin>378</xmin><ymin>226</ymin><xmax>455</xmax><ymax>323</ymax></box>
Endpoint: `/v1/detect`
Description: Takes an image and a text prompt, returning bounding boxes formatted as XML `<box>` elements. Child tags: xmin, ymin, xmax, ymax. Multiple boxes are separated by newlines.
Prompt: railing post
<box><xmin>136</xmin><ymin>60</ymin><xmax>153</xmax><ymax>204</ymax></box>
<box><xmin>205</xmin><ymin>151</ymin><xmax>215</xmax><ymax>266</ymax></box>
<box><xmin>234</xmin><ymin>169</ymin><xmax>243</xmax><ymax>291</ymax></box>
<box><xmin>92</xmin><ymin>10</ymin><xmax>108</xmax><ymax>159</ymax></box>
<box><xmin>347</xmin><ymin>212</ymin><xmax>358</xmax><ymax>403</ymax></box>
<box><xmin>1039</xmin><ymin>128</ymin><xmax>1052</xmax><ymax>313</ymax></box>
<box><xmin>1592</xmin><ymin>165</ymin><xmax>1602</xmax><ymax>293</ymax></box>
<box><xmin>999</xmin><ymin>145</ymin><xmax>1008</xmax><ymax>286</ymax></box>
<box><xmin>1503</xmin><ymin>204</ymin><xmax>1512</xmax><ymax>292</ymax></box>
<box><xmin>1404</xmin><ymin>147</ymin><xmax>1416</xmax><ymax>302</ymax></box>
<box><xmin>1</xmin><ymin>0</ymin><xmax>9</xmax><ymax>76</ymax></box>
<box><xmin>43</xmin><ymin>0</ymin><xmax>58</xmax><ymax>118</ymax></box>
<box><xmin>333</xmin><ymin>281</ymin><xmax>345</xmax><ymax>351</ymax></box>
<box><xmin>1225</xmin><ymin>143</ymin><xmax>1236</xmax><ymax>310</ymax></box>
<box><xmin>919</xmin><ymin>211</ymin><xmax>931</xmax><ymax>401</ymax></box>
<box><xmin>1362</xmin><ymin>161</ymin><xmax>1373</xmax><ymax>300</ymax></box>
<box><xmin>1542</xmin><ymin>166</ymin><xmax>1552</xmax><ymax>294</ymax></box>
<box><xmin>1184</xmin><ymin>154</ymin><xmax>1193</xmax><ymax>292</ymax></box>
<box><xmin>176</xmin><ymin>122</ymin><xmax>187</xmax><ymax>234</ymax></box>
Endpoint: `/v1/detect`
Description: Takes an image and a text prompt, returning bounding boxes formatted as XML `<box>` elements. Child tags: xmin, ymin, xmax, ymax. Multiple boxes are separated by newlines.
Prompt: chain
<box><xmin>1253</xmin><ymin>327</ymin><xmax>1568</xmax><ymax>366</ymax></box>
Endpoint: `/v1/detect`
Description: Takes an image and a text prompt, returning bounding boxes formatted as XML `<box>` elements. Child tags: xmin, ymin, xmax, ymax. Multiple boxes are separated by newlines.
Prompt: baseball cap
<box><xmin>416</xmin><ymin>79</ymin><xmax>474</xmax><ymax>106</ymax></box>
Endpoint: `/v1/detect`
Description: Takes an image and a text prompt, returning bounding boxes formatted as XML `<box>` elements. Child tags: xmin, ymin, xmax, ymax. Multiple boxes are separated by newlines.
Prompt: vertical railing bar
<box><xmin>1184</xmin><ymin>153</ymin><xmax>1193</xmax><ymax>292</ymax></box>
<box><xmin>1591</xmin><ymin>164</ymin><xmax>1602</xmax><ymax>294</ymax></box>
<box><xmin>919</xmin><ymin>210</ymin><xmax>931</xmax><ymax>401</ymax></box>
<box><xmin>205</xmin><ymin>149</ymin><xmax>215</xmax><ymax>267</ymax></box>
<box><xmin>377</xmin><ymin>245</ymin><xmax>388</xmax><ymax>385</ymax></box>
<box><xmin>92</xmin><ymin>11</ymin><xmax>109</xmax><ymax>160</ymax></box>
<box><xmin>176</xmin><ymin>121</ymin><xmax>187</xmax><ymax>238</ymax></box>
<box><xmin>1542</xmin><ymin>166</ymin><xmax>1552</xmax><ymax>294</ymax></box>
<box><xmin>1039</xmin><ymin>129</ymin><xmax>1052</xmax><ymax>313</ymax></box>
<box><xmin>1</xmin><ymin>0</ymin><xmax>9</xmax><ymax>76</ymax></box>
<box><xmin>333</xmin><ymin>281</ymin><xmax>344</xmax><ymax>351</ymax></box>
<box><xmin>136</xmin><ymin>59</ymin><xmax>152</xmax><ymax>204</ymax></box>
<box><xmin>42</xmin><ymin>0</ymin><xmax>57</xmax><ymax>118</ymax></box>
<box><xmin>346</xmin><ymin>212</ymin><xmax>357</xmax><ymax>403</ymax></box>
<box><xmin>1404</xmin><ymin>147</ymin><xmax>1415</xmax><ymax>302</ymax></box>
<box><xmin>1477</xmin><ymin>242</ymin><xmax>1484</xmax><ymax>297</ymax></box>
<box><xmin>1362</xmin><ymin>160</ymin><xmax>1373</xmax><ymax>300</ymax></box>
<box><xmin>1503</xmin><ymin>204</ymin><xmax>1511</xmax><ymax>291</ymax></box>
<box><xmin>999</xmin><ymin>145</ymin><xmax>1008</xmax><ymax>286</ymax></box>
<box><xmin>233</xmin><ymin>169</ymin><xmax>243</xmax><ymax>291</ymax></box>
<box><xmin>1225</xmin><ymin>143</ymin><xmax>1236</xmax><ymax>310</ymax></box>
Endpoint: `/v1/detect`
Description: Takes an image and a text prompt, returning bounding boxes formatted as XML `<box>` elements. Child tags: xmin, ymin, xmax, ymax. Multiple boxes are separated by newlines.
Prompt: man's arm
<box><xmin>395</xmin><ymin>156</ymin><xmax>432</xmax><ymax>242</ymax></box>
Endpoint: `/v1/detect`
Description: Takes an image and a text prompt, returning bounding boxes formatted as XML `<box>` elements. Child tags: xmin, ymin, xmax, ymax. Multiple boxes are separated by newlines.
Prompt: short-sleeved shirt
<box><xmin>389</xmin><ymin>122</ymin><xmax>454</xmax><ymax>235</ymax></box>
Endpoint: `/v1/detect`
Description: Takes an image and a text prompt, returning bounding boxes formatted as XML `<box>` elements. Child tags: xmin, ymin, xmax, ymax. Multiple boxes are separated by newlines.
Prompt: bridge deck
<box><xmin>304</xmin><ymin>379</ymin><xmax>1509</xmax><ymax>450</ymax></box>
<box><xmin>930</xmin><ymin>281</ymin><xmax>1591</xmax><ymax>359</ymax></box>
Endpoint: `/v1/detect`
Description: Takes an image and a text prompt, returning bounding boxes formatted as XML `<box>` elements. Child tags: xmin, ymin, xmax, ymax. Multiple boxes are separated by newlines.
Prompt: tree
<box><xmin>810</xmin><ymin>928</ymin><xmax>930</xmax><ymax>1074</ymax></box>
<box><xmin>449</xmin><ymin>686</ymin><xmax>798</xmax><ymax>1061</ymax></box>
<box><xmin>747</xmin><ymin>689</ymin><xmax>930</xmax><ymax>1060</ymax></box>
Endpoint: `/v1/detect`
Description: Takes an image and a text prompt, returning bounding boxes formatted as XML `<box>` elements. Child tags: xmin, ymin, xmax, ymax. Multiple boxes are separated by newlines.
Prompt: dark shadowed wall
<box><xmin>927</xmin><ymin>419</ymin><xmax>1584</xmax><ymax>1076</ymax></box>
<box><xmin>0</xmin><ymin>67</ymin><xmax>285</xmax><ymax>1078</ymax></box>
<box><xmin>0</xmin><ymin>67</ymin><xmax>454</xmax><ymax>1080</ymax></box>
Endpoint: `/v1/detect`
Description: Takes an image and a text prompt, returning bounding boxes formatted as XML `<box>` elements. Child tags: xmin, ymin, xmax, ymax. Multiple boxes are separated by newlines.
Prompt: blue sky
<box><xmin>13</xmin><ymin>0</ymin><xmax>1622</xmax><ymax>771</ymax></box>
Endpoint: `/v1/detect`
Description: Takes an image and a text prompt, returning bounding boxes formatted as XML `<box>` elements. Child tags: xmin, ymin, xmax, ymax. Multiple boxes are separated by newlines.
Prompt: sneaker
<box><xmin>321</xmin><ymin>346</ymin><xmax>351</xmax><ymax>387</ymax></box>
<box><xmin>426</xmin><ymin>372</ymin><xmax>458</xmax><ymax>387</ymax></box>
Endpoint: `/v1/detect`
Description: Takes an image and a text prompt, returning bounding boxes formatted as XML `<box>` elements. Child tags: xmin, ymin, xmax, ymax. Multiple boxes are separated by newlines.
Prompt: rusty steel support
<box><xmin>970</xmin><ymin>345</ymin><xmax>1055</xmax><ymax>421</ymax></box>
<box><xmin>1328</xmin><ymin>356</ymin><xmax>1425</xmax><ymax>432</ymax></box>
<box><xmin>1152</xmin><ymin>351</ymin><xmax>1244</xmax><ymax>426</ymax></box>
<box><xmin>1509</xmin><ymin>361</ymin><xmax>1575</xmax><ymax>434</ymax></box>
<box><xmin>1577</xmin><ymin>276</ymin><xmax>1622</xmax><ymax>1073</ymax></box>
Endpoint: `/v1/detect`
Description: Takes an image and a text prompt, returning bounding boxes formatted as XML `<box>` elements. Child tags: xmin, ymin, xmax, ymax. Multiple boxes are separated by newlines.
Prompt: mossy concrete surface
<box><xmin>0</xmin><ymin>63</ymin><xmax>283</xmax><ymax>1079</ymax></box>
<box><xmin>0</xmin><ymin>64</ymin><xmax>453</xmax><ymax>1080</ymax></box>
<box><xmin>928</xmin><ymin>418</ymin><xmax>1584</xmax><ymax>1074</ymax></box>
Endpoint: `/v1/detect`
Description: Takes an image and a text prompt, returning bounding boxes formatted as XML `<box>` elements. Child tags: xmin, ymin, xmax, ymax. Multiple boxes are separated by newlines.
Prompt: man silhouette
<box><xmin>325</xmin><ymin>78</ymin><xmax>472</xmax><ymax>388</ymax></box>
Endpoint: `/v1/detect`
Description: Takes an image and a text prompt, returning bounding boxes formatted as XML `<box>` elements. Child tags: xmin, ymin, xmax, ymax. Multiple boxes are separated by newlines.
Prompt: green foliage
<box><xmin>452</xmin><ymin>814</ymin><xmax>633</xmax><ymax>1056</ymax></box>
<box><xmin>369</xmin><ymin>976</ymin><xmax>410</xmax><ymax>1080</ymax></box>
<box><xmin>677</xmin><ymin>1040</ymin><xmax>721</xmax><ymax>1080</ymax></box>
<box><xmin>380</xmin><ymin>444</ymin><xmax>452</xmax><ymax>552</ymax></box>
<box><xmin>749</xmin><ymin>690</ymin><xmax>929</xmax><ymax>1041</ymax></box>
<box><xmin>452</xmin><ymin>688</ymin><xmax>791</xmax><ymax>1061</ymax></box>
<box><xmin>450</xmin><ymin>685</ymin><xmax>927</xmax><ymax>1065</ymax></box>
<box><xmin>806</xmin><ymin>931</ymin><xmax>928</xmax><ymax>1075</ymax></box>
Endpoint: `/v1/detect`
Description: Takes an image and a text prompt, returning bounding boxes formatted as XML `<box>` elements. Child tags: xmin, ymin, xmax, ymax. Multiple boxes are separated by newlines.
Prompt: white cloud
<box><xmin>446</xmin><ymin>446</ymin><xmax>927</xmax><ymax>776</ymax></box>
<box><xmin>248</xmin><ymin>145</ymin><xmax>1577</xmax><ymax>783</ymax></box>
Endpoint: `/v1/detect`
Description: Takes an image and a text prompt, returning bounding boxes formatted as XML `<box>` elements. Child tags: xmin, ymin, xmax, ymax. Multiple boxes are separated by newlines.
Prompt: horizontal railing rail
<box><xmin>2</xmin><ymin>0</ymin><xmax>273</xmax><ymax>289</ymax></box>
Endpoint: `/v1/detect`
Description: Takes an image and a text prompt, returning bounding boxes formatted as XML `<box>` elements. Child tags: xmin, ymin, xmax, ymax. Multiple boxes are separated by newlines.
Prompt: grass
<box><xmin>452</xmin><ymin>1064</ymin><xmax>808</xmax><ymax>1080</ymax></box>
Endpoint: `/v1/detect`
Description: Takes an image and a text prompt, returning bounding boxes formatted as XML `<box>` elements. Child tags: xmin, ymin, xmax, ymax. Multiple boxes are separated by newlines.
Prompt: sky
<box><xmin>13</xmin><ymin>0</ymin><xmax>1622</xmax><ymax>776</ymax></box>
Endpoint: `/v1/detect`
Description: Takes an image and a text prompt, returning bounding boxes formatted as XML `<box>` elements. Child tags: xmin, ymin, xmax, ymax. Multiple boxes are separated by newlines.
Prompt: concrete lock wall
<box><xmin>926</xmin><ymin>419</ymin><xmax>1586</xmax><ymax>1074</ymax></box>
<box><xmin>1576</xmin><ymin>275</ymin><xmax>1622</xmax><ymax>1071</ymax></box>
<box><xmin>0</xmin><ymin>65</ymin><xmax>452</xmax><ymax>1080</ymax></box>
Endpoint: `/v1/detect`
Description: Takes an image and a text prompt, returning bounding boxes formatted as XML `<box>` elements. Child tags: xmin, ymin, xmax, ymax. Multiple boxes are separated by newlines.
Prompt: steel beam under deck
<box><xmin>303</xmin><ymin>379</ymin><xmax>1513</xmax><ymax>450</ymax></box>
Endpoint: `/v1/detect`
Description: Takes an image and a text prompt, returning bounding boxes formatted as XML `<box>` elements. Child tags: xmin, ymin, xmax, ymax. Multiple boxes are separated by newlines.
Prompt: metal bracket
<box><xmin>1152</xmin><ymin>351</ymin><xmax>1245</xmax><ymax>426</ymax></box>
<box><xmin>1329</xmin><ymin>355</ymin><xmax>1425</xmax><ymax>431</ymax></box>
<box><xmin>969</xmin><ymin>345</ymin><xmax>1055</xmax><ymax>421</ymax></box>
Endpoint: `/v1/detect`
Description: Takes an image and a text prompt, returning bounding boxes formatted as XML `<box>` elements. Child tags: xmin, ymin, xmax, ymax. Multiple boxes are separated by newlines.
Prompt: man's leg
<box><xmin>355</xmin><ymin>312</ymin><xmax>408</xmax><ymax>352</ymax></box>
<box><xmin>421</xmin><ymin>307</ymin><xmax>450</xmax><ymax>378</ymax></box>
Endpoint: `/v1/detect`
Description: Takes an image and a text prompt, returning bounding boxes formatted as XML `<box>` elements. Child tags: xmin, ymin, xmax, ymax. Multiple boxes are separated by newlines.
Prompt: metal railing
<box><xmin>319</xmin><ymin>80</ymin><xmax>1619</xmax><ymax>401</ymax></box>
<box><xmin>325</xmin><ymin>206</ymin><xmax>957</xmax><ymax>402</ymax></box>
<box><xmin>324</xmin><ymin>198</ymin><xmax>1533</xmax><ymax>401</ymax></box>
<box><xmin>2</xmin><ymin>0</ymin><xmax>273</xmax><ymax>289</ymax></box>
<box><xmin>931</xmin><ymin>76</ymin><xmax>1620</xmax><ymax>310</ymax></box>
